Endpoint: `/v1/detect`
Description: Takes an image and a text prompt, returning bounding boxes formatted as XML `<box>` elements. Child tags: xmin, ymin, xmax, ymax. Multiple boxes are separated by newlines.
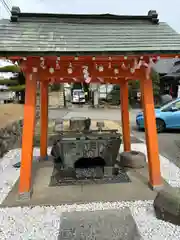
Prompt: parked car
<box><xmin>72</xmin><ymin>89</ymin><xmax>85</xmax><ymax>104</ymax></box>
<box><xmin>136</xmin><ymin>98</ymin><xmax>180</xmax><ymax>133</ymax></box>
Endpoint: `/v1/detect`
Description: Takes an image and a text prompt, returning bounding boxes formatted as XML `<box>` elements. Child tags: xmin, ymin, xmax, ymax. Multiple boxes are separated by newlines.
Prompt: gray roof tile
<box><xmin>0</xmin><ymin>8</ymin><xmax>180</xmax><ymax>55</ymax></box>
<box><xmin>153</xmin><ymin>58</ymin><xmax>180</xmax><ymax>74</ymax></box>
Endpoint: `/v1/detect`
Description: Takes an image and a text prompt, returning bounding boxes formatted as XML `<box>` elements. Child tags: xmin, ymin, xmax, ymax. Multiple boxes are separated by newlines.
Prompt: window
<box><xmin>113</xmin><ymin>85</ymin><xmax>120</xmax><ymax>91</ymax></box>
<box><xmin>174</xmin><ymin>101</ymin><xmax>180</xmax><ymax>110</ymax></box>
<box><xmin>161</xmin><ymin>101</ymin><xmax>174</xmax><ymax>112</ymax></box>
<box><xmin>161</xmin><ymin>100</ymin><xmax>180</xmax><ymax>112</ymax></box>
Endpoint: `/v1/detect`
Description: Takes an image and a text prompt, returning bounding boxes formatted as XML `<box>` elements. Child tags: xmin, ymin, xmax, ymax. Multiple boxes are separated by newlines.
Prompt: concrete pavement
<box><xmin>131</xmin><ymin>126</ymin><xmax>180</xmax><ymax>169</ymax></box>
<box><xmin>48</xmin><ymin>106</ymin><xmax>139</xmax><ymax>122</ymax></box>
<box><xmin>48</xmin><ymin>106</ymin><xmax>180</xmax><ymax>170</ymax></box>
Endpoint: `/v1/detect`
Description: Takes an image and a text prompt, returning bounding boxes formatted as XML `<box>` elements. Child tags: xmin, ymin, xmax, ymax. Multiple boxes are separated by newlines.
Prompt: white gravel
<box><xmin>0</xmin><ymin>147</ymin><xmax>52</xmax><ymax>204</ymax></box>
<box><xmin>1</xmin><ymin>200</ymin><xmax>180</xmax><ymax>239</ymax></box>
<box><xmin>0</xmin><ymin>144</ymin><xmax>180</xmax><ymax>239</ymax></box>
<box><xmin>0</xmin><ymin>149</ymin><xmax>20</xmax><ymax>203</ymax></box>
<box><xmin>0</xmin><ymin>206</ymin><xmax>61</xmax><ymax>240</ymax></box>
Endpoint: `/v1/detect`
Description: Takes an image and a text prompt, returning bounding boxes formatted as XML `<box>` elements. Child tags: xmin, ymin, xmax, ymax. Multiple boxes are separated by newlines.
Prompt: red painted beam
<box><xmin>0</xmin><ymin>54</ymin><xmax>179</xmax><ymax>66</ymax></box>
<box><xmin>35</xmin><ymin>67</ymin><xmax>144</xmax><ymax>80</ymax></box>
<box><xmin>3</xmin><ymin>54</ymin><xmax>179</xmax><ymax>61</ymax></box>
<box><xmin>1</xmin><ymin>54</ymin><xmax>179</xmax><ymax>83</ymax></box>
<box><xmin>20</xmin><ymin>57</ymin><xmax>148</xmax><ymax>80</ymax></box>
<box><xmin>47</xmin><ymin>77</ymin><xmax>125</xmax><ymax>84</ymax></box>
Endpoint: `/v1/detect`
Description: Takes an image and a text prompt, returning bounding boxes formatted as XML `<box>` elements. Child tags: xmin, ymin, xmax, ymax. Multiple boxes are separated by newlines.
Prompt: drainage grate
<box><xmin>49</xmin><ymin>166</ymin><xmax>131</xmax><ymax>187</ymax></box>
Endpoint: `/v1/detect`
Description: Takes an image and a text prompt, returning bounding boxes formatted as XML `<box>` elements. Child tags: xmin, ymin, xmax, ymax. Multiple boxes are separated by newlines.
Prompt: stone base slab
<box><xmin>59</xmin><ymin>207</ymin><xmax>141</xmax><ymax>240</ymax></box>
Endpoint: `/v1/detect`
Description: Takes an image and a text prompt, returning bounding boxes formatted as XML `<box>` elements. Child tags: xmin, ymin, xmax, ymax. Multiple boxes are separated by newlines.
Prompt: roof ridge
<box><xmin>10</xmin><ymin>6</ymin><xmax>159</xmax><ymax>24</ymax></box>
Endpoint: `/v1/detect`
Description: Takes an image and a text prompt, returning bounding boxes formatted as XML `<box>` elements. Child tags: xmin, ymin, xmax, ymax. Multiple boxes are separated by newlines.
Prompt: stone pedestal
<box><xmin>154</xmin><ymin>187</ymin><xmax>180</xmax><ymax>225</ymax></box>
<box><xmin>119</xmin><ymin>151</ymin><xmax>146</xmax><ymax>169</ymax></box>
<box><xmin>69</xmin><ymin>117</ymin><xmax>91</xmax><ymax>131</ymax></box>
<box><xmin>54</xmin><ymin>119</ymin><xmax>64</xmax><ymax>132</ymax></box>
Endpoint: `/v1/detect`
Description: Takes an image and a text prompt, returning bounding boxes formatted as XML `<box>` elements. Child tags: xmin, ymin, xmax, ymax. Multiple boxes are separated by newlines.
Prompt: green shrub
<box><xmin>0</xmin><ymin>78</ymin><xmax>18</xmax><ymax>85</ymax></box>
<box><xmin>0</xmin><ymin>65</ymin><xmax>20</xmax><ymax>73</ymax></box>
<box><xmin>8</xmin><ymin>84</ymin><xmax>25</xmax><ymax>91</ymax></box>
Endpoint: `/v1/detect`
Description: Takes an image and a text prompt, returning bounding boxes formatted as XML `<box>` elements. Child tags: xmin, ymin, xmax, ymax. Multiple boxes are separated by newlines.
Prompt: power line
<box><xmin>6</xmin><ymin>0</ymin><xmax>12</xmax><ymax>9</ymax></box>
<box><xmin>0</xmin><ymin>2</ymin><xmax>10</xmax><ymax>16</ymax></box>
<box><xmin>0</xmin><ymin>0</ymin><xmax>11</xmax><ymax>16</ymax></box>
<box><xmin>3</xmin><ymin>0</ymin><xmax>11</xmax><ymax>12</ymax></box>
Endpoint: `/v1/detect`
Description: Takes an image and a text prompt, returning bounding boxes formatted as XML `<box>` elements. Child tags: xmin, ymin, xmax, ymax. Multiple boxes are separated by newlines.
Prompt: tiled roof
<box><xmin>0</xmin><ymin>7</ymin><xmax>180</xmax><ymax>55</ymax></box>
<box><xmin>153</xmin><ymin>58</ymin><xmax>180</xmax><ymax>74</ymax></box>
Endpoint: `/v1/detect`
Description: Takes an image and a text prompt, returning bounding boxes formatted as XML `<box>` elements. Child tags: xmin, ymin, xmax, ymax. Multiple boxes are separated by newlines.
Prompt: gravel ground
<box><xmin>0</xmin><ymin>144</ymin><xmax>180</xmax><ymax>239</ymax></box>
<box><xmin>1</xmin><ymin>200</ymin><xmax>180</xmax><ymax>239</ymax></box>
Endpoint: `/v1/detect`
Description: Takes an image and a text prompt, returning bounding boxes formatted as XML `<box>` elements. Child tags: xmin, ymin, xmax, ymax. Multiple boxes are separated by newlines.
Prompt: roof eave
<box><xmin>1</xmin><ymin>50</ymin><xmax>180</xmax><ymax>57</ymax></box>
<box><xmin>10</xmin><ymin>6</ymin><xmax>159</xmax><ymax>24</ymax></box>
<box><xmin>16</xmin><ymin>12</ymin><xmax>155</xmax><ymax>21</ymax></box>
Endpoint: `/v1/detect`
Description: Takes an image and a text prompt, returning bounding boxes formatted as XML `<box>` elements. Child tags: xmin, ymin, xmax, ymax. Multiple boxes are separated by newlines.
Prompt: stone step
<box><xmin>59</xmin><ymin>207</ymin><xmax>141</xmax><ymax>240</ymax></box>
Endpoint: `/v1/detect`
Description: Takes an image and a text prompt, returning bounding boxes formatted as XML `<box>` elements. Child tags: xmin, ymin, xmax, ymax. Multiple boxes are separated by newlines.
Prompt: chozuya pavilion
<box><xmin>0</xmin><ymin>6</ymin><xmax>180</xmax><ymax>200</ymax></box>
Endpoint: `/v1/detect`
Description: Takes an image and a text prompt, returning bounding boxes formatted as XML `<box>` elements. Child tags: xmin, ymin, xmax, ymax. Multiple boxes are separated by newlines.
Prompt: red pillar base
<box><xmin>18</xmin><ymin>189</ymin><xmax>33</xmax><ymax>201</ymax></box>
<box><xmin>148</xmin><ymin>182</ymin><xmax>164</xmax><ymax>192</ymax></box>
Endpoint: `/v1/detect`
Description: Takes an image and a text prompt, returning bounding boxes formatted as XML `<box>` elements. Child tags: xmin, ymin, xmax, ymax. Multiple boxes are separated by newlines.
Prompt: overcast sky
<box><xmin>1</xmin><ymin>0</ymin><xmax>180</xmax><ymax>32</ymax></box>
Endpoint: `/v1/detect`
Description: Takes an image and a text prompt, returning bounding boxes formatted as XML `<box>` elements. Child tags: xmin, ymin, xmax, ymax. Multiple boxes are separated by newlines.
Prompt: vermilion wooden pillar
<box><xmin>120</xmin><ymin>80</ymin><xmax>131</xmax><ymax>151</ymax></box>
<box><xmin>19</xmin><ymin>73</ymin><xmax>37</xmax><ymax>198</ymax></box>
<box><xmin>40</xmin><ymin>81</ymin><xmax>48</xmax><ymax>160</ymax></box>
<box><xmin>140</xmin><ymin>78</ymin><xmax>162</xmax><ymax>189</ymax></box>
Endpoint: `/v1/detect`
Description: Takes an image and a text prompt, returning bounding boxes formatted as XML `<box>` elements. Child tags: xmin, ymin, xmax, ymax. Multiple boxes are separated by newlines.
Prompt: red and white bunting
<box><xmin>97</xmin><ymin>77</ymin><xmax>104</xmax><ymax>83</ymax></box>
<box><xmin>72</xmin><ymin>78</ymin><xmax>78</xmax><ymax>82</ymax></box>
<box><xmin>84</xmin><ymin>77</ymin><xmax>92</xmax><ymax>83</ymax></box>
<box><xmin>0</xmin><ymin>55</ymin><xmax>177</xmax><ymax>83</ymax></box>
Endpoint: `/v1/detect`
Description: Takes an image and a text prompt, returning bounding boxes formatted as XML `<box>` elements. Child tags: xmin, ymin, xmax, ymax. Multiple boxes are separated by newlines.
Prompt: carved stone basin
<box><xmin>51</xmin><ymin>130</ymin><xmax>122</xmax><ymax>169</ymax></box>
